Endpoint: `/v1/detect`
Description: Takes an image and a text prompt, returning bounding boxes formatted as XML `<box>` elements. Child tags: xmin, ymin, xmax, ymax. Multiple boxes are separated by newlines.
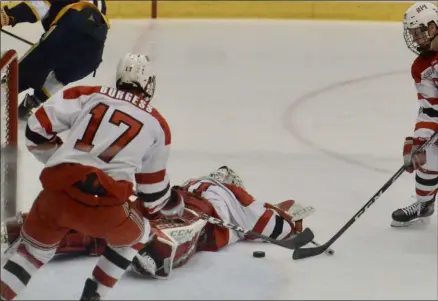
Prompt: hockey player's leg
<box><xmin>51</xmin><ymin>8</ymin><xmax>107</xmax><ymax>93</ymax></box>
<box><xmin>0</xmin><ymin>191</ymin><xmax>68</xmax><ymax>301</ymax></box>
<box><xmin>392</xmin><ymin>144</ymin><xmax>438</xmax><ymax>226</ymax></box>
<box><xmin>200</xmin><ymin>167</ymin><xmax>314</xmax><ymax>247</ymax></box>
<box><xmin>0</xmin><ymin>241</ymin><xmax>57</xmax><ymax>301</ymax></box>
<box><xmin>53</xmin><ymin>29</ymin><xmax>106</xmax><ymax>87</ymax></box>
<box><xmin>17</xmin><ymin>26</ymin><xmax>62</xmax><ymax>120</ymax></box>
<box><xmin>220</xmin><ymin>185</ymin><xmax>298</xmax><ymax>242</ymax></box>
<box><xmin>29</xmin><ymin>11</ymin><xmax>107</xmax><ymax>123</ymax></box>
<box><xmin>80</xmin><ymin>205</ymin><xmax>150</xmax><ymax>301</ymax></box>
<box><xmin>18</xmin><ymin>9</ymin><xmax>107</xmax><ymax>121</ymax></box>
<box><xmin>1</xmin><ymin>213</ymin><xmax>108</xmax><ymax>257</ymax></box>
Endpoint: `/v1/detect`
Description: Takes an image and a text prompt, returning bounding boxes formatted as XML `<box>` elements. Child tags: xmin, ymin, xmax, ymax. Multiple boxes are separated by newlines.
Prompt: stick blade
<box><xmin>278</xmin><ymin>228</ymin><xmax>314</xmax><ymax>250</ymax></box>
<box><xmin>292</xmin><ymin>243</ymin><xmax>328</xmax><ymax>260</ymax></box>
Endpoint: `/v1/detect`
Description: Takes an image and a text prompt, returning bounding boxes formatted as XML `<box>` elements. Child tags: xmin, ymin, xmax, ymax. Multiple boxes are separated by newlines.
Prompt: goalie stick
<box><xmin>292</xmin><ymin>131</ymin><xmax>438</xmax><ymax>260</ymax></box>
<box><xmin>186</xmin><ymin>209</ymin><xmax>315</xmax><ymax>250</ymax></box>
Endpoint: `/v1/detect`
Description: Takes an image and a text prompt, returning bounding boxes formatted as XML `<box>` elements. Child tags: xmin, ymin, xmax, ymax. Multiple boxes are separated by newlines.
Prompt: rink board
<box><xmin>138</xmin><ymin>1</ymin><xmax>414</xmax><ymax>21</ymax></box>
<box><xmin>0</xmin><ymin>1</ymin><xmax>428</xmax><ymax>21</ymax></box>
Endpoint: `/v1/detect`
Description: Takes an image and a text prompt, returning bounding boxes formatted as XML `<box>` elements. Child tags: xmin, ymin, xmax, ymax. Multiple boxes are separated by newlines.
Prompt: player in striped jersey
<box><xmin>0</xmin><ymin>0</ymin><xmax>109</xmax><ymax>121</ymax></box>
<box><xmin>392</xmin><ymin>2</ymin><xmax>438</xmax><ymax>227</ymax></box>
<box><xmin>0</xmin><ymin>53</ymin><xmax>184</xmax><ymax>300</ymax></box>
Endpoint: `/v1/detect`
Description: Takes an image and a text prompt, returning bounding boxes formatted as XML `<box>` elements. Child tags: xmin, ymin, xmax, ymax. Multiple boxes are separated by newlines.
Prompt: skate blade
<box><xmin>391</xmin><ymin>216</ymin><xmax>431</xmax><ymax>227</ymax></box>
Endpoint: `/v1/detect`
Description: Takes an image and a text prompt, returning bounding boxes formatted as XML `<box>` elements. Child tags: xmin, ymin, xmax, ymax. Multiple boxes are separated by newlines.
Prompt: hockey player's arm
<box><xmin>2</xmin><ymin>1</ymin><xmax>51</xmax><ymax>26</ymax></box>
<box><xmin>412</xmin><ymin>70</ymin><xmax>438</xmax><ymax>138</ymax></box>
<box><xmin>25</xmin><ymin>87</ymin><xmax>84</xmax><ymax>164</ymax></box>
<box><xmin>402</xmin><ymin>66</ymin><xmax>438</xmax><ymax>172</ymax></box>
<box><xmin>135</xmin><ymin>121</ymin><xmax>178</xmax><ymax>218</ymax></box>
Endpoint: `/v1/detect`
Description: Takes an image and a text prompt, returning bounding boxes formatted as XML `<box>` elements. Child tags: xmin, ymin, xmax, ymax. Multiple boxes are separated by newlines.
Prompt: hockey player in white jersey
<box><xmin>391</xmin><ymin>2</ymin><xmax>438</xmax><ymax>226</ymax></box>
<box><xmin>0</xmin><ymin>53</ymin><xmax>184</xmax><ymax>300</ymax></box>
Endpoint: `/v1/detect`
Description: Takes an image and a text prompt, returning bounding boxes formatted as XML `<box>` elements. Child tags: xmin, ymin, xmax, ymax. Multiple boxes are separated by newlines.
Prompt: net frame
<box><xmin>0</xmin><ymin>49</ymin><xmax>18</xmax><ymax>220</ymax></box>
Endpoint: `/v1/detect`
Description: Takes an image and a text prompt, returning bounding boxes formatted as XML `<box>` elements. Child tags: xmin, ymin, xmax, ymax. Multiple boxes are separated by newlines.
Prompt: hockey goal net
<box><xmin>0</xmin><ymin>50</ymin><xmax>18</xmax><ymax>221</ymax></box>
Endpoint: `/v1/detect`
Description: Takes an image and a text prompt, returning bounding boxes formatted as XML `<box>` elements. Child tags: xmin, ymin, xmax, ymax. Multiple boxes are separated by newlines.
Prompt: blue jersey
<box><xmin>4</xmin><ymin>0</ymin><xmax>108</xmax><ymax>32</ymax></box>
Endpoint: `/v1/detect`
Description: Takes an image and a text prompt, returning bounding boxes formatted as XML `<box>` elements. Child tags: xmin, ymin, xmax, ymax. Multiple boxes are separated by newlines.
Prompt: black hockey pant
<box><xmin>18</xmin><ymin>8</ymin><xmax>108</xmax><ymax>102</ymax></box>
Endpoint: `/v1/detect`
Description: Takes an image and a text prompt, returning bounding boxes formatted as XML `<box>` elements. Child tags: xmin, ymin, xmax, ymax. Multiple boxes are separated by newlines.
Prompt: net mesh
<box><xmin>0</xmin><ymin>50</ymin><xmax>18</xmax><ymax>222</ymax></box>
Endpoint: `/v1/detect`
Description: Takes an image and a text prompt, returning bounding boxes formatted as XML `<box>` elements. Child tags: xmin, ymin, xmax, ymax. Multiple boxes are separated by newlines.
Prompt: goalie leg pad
<box><xmin>131</xmin><ymin>211</ymin><xmax>207</xmax><ymax>279</ymax></box>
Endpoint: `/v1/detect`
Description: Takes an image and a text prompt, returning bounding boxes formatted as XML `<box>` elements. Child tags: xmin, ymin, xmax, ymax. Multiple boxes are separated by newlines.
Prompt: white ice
<box><xmin>1</xmin><ymin>19</ymin><xmax>437</xmax><ymax>300</ymax></box>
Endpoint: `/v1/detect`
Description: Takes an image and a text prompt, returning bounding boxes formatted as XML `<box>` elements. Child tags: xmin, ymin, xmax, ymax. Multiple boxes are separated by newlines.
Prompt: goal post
<box><xmin>1</xmin><ymin>49</ymin><xmax>18</xmax><ymax>220</ymax></box>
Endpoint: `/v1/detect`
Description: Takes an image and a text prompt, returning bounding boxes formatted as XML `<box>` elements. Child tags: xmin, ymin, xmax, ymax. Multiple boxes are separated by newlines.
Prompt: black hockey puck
<box><xmin>253</xmin><ymin>251</ymin><xmax>265</xmax><ymax>258</ymax></box>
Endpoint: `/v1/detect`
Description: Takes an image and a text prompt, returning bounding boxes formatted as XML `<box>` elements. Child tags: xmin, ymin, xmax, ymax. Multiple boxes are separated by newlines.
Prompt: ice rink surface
<box><xmin>1</xmin><ymin>19</ymin><xmax>437</xmax><ymax>300</ymax></box>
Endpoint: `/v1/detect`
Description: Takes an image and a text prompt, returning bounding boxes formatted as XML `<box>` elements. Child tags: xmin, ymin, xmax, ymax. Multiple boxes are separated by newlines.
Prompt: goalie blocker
<box><xmin>2</xmin><ymin>166</ymin><xmax>316</xmax><ymax>279</ymax></box>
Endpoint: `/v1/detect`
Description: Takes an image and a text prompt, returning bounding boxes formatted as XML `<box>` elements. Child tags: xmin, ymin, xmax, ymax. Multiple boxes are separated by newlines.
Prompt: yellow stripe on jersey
<box><xmin>51</xmin><ymin>1</ymin><xmax>110</xmax><ymax>29</ymax></box>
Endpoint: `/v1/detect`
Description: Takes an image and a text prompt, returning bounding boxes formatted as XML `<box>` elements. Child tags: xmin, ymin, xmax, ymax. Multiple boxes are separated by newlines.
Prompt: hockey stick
<box><xmin>1</xmin><ymin>29</ymin><xmax>34</xmax><ymax>46</ymax></box>
<box><xmin>292</xmin><ymin>131</ymin><xmax>438</xmax><ymax>260</ymax></box>
<box><xmin>267</xmin><ymin>202</ymin><xmax>333</xmax><ymax>253</ymax></box>
<box><xmin>187</xmin><ymin>209</ymin><xmax>315</xmax><ymax>250</ymax></box>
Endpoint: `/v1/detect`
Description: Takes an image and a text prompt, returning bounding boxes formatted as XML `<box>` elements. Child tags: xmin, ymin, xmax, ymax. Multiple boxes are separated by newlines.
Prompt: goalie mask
<box><xmin>116</xmin><ymin>53</ymin><xmax>156</xmax><ymax>100</ymax></box>
<box><xmin>403</xmin><ymin>2</ymin><xmax>438</xmax><ymax>55</ymax></box>
<box><xmin>208</xmin><ymin>166</ymin><xmax>245</xmax><ymax>189</ymax></box>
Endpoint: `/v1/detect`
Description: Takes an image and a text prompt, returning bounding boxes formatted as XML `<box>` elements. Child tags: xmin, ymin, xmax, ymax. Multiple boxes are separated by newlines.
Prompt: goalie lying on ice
<box><xmin>2</xmin><ymin>166</ymin><xmax>315</xmax><ymax>279</ymax></box>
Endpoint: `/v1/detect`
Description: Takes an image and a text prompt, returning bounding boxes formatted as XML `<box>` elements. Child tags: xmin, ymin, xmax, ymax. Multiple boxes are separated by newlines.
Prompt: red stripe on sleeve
<box><xmin>34</xmin><ymin>107</ymin><xmax>55</xmax><ymax>135</ymax></box>
<box><xmin>415</xmin><ymin>122</ymin><xmax>438</xmax><ymax>132</ymax></box>
<box><xmin>135</xmin><ymin>170</ymin><xmax>166</xmax><ymax>184</ymax></box>
<box><xmin>417</xmin><ymin>93</ymin><xmax>438</xmax><ymax>105</ymax></box>
<box><xmin>151</xmin><ymin>109</ymin><xmax>171</xmax><ymax>145</ymax></box>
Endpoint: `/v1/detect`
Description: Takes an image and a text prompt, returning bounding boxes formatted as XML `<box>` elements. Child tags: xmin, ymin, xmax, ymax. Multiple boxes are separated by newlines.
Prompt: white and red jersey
<box><xmin>182</xmin><ymin>177</ymin><xmax>296</xmax><ymax>251</ymax></box>
<box><xmin>411</xmin><ymin>52</ymin><xmax>438</xmax><ymax>138</ymax></box>
<box><xmin>26</xmin><ymin>85</ymin><xmax>172</xmax><ymax>213</ymax></box>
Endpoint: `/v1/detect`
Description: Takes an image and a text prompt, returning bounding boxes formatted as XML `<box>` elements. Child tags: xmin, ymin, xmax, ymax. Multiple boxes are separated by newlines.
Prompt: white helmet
<box><xmin>116</xmin><ymin>53</ymin><xmax>156</xmax><ymax>100</ymax></box>
<box><xmin>209</xmin><ymin>166</ymin><xmax>245</xmax><ymax>189</ymax></box>
<box><xmin>403</xmin><ymin>2</ymin><xmax>438</xmax><ymax>55</ymax></box>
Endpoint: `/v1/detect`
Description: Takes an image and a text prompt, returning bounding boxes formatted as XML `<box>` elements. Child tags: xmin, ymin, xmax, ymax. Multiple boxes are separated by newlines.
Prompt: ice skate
<box><xmin>391</xmin><ymin>198</ymin><xmax>435</xmax><ymax>227</ymax></box>
<box><xmin>79</xmin><ymin>278</ymin><xmax>101</xmax><ymax>301</ymax></box>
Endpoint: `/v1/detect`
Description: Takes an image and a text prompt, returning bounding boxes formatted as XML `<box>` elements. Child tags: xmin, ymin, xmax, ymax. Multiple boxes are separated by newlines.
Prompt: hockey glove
<box><xmin>159</xmin><ymin>187</ymin><xmax>185</xmax><ymax>219</ymax></box>
<box><xmin>403</xmin><ymin>136</ymin><xmax>427</xmax><ymax>173</ymax></box>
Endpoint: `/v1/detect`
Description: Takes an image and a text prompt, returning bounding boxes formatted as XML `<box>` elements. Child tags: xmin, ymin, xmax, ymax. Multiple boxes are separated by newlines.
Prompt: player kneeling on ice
<box><xmin>0</xmin><ymin>53</ymin><xmax>184</xmax><ymax>300</ymax></box>
<box><xmin>2</xmin><ymin>166</ymin><xmax>315</xmax><ymax>279</ymax></box>
<box><xmin>391</xmin><ymin>2</ymin><xmax>438</xmax><ymax>227</ymax></box>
